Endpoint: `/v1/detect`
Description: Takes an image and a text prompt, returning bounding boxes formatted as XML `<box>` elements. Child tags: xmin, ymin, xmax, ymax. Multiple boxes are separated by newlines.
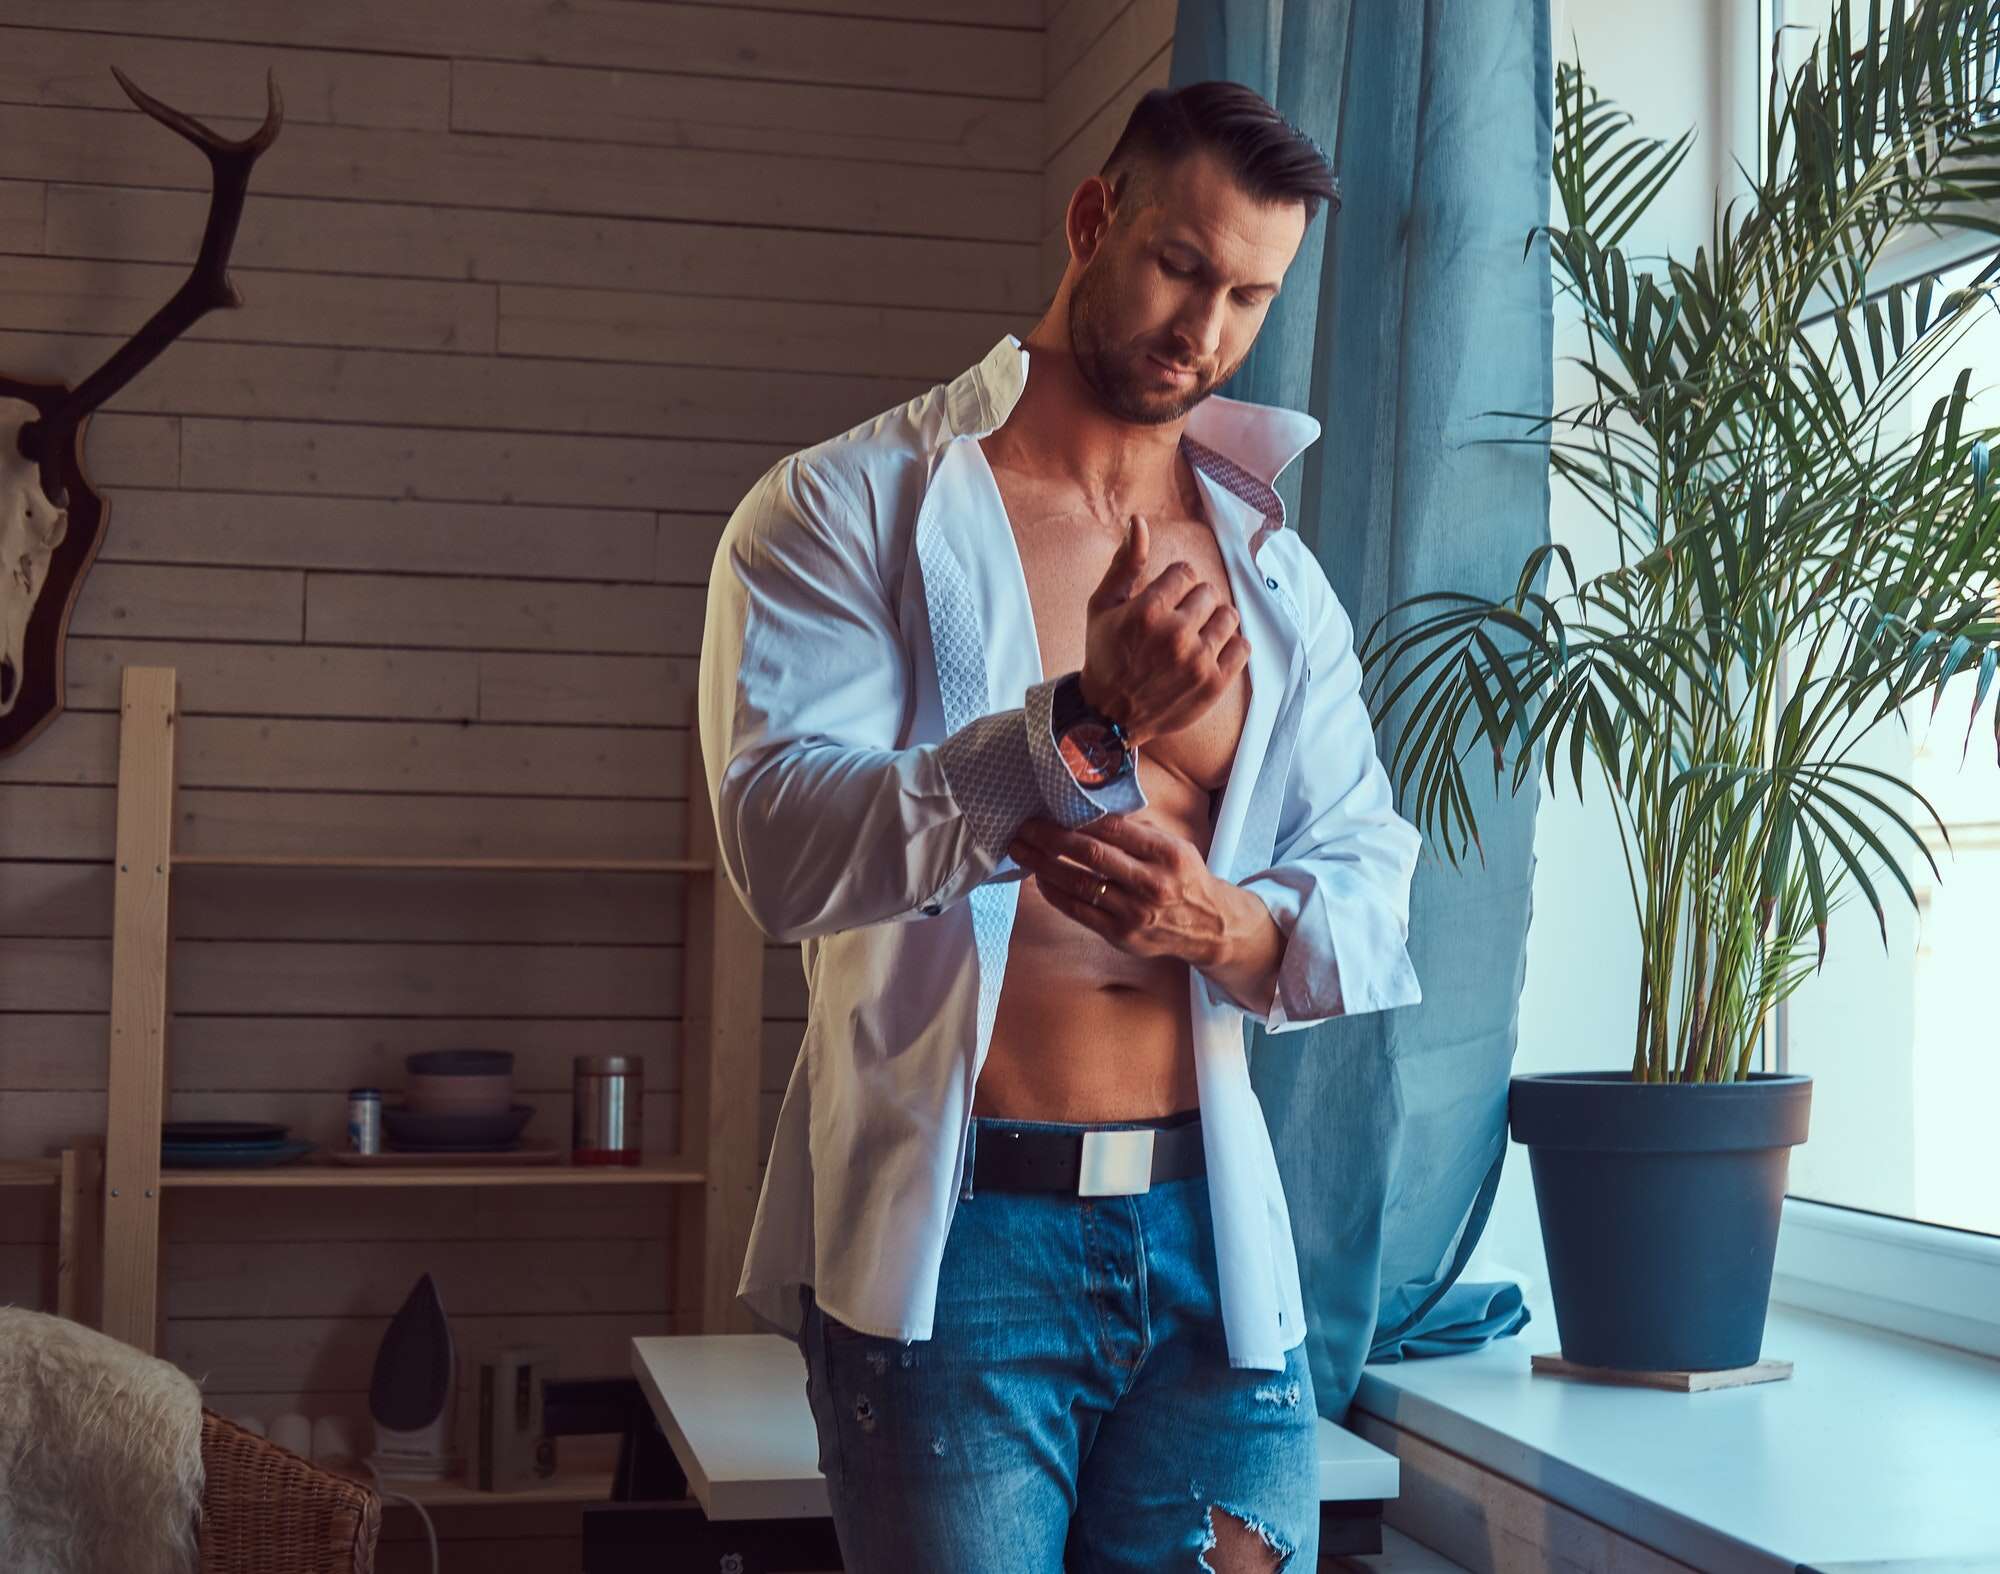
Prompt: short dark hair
<box><xmin>1099</xmin><ymin>81</ymin><xmax>1340</xmax><ymax>229</ymax></box>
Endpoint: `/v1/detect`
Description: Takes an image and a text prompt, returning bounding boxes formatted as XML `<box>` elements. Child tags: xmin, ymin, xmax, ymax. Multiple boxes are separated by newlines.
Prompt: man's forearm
<box><xmin>1198</xmin><ymin>878</ymin><xmax>1285</xmax><ymax>1017</ymax></box>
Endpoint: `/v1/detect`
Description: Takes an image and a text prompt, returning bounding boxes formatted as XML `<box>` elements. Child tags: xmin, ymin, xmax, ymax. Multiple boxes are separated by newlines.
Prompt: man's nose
<box><xmin>1170</xmin><ymin>296</ymin><xmax>1228</xmax><ymax>362</ymax></box>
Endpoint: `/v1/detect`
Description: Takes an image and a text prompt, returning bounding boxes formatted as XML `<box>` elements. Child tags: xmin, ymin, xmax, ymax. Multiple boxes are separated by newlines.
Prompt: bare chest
<box><xmin>978</xmin><ymin>442</ymin><xmax>1249</xmax><ymax>800</ymax></box>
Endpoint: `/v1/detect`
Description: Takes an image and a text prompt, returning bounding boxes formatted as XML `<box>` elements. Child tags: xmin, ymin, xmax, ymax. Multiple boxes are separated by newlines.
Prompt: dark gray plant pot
<box><xmin>1508</xmin><ymin>1070</ymin><xmax>1814</xmax><ymax>1372</ymax></box>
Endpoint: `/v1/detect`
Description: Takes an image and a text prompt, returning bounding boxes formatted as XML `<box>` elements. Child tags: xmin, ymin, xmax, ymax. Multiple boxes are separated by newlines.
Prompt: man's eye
<box><xmin>1162</xmin><ymin>257</ymin><xmax>1262</xmax><ymax>305</ymax></box>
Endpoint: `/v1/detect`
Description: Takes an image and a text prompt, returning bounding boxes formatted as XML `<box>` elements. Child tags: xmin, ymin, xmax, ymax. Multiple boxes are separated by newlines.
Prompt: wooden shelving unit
<box><xmin>3</xmin><ymin>1150</ymin><xmax>103</xmax><ymax>1327</ymax></box>
<box><xmin>159</xmin><ymin>1160</ymin><xmax>709</xmax><ymax>1190</ymax></box>
<box><xmin>93</xmin><ymin>665</ymin><xmax>767</xmax><ymax>1503</ymax></box>
<box><xmin>172</xmin><ymin>854</ymin><xmax>713</xmax><ymax>873</ymax></box>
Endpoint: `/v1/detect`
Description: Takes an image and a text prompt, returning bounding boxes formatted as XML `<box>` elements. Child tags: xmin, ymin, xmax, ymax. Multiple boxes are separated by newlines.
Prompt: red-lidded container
<box><xmin>572</xmin><ymin>1054</ymin><xmax>642</xmax><ymax>1165</ymax></box>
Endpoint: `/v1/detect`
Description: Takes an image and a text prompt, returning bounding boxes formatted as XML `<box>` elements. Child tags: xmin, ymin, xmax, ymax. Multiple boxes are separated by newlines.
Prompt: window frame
<box><xmin>1775</xmin><ymin>1197</ymin><xmax>2000</xmax><ymax>1359</ymax></box>
<box><xmin>1758</xmin><ymin>0</ymin><xmax>2000</xmax><ymax>1350</ymax></box>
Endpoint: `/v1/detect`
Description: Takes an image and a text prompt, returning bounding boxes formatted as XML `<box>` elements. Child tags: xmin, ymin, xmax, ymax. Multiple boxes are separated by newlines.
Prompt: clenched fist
<box><xmin>1079</xmin><ymin>516</ymin><xmax>1247</xmax><ymax>748</ymax></box>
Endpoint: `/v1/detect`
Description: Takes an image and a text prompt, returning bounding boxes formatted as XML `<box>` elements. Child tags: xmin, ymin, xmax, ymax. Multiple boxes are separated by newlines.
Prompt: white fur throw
<box><xmin>0</xmin><ymin>1306</ymin><xmax>204</xmax><ymax>1574</ymax></box>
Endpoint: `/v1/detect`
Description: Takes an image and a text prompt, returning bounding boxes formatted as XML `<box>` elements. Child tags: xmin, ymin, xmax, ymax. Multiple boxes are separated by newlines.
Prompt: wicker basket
<box><xmin>196</xmin><ymin>1410</ymin><xmax>382</xmax><ymax>1574</ymax></box>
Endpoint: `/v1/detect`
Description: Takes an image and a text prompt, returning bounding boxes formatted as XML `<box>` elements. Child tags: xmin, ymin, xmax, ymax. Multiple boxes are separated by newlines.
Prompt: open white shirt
<box><xmin>697</xmin><ymin>332</ymin><xmax>1422</xmax><ymax>1370</ymax></box>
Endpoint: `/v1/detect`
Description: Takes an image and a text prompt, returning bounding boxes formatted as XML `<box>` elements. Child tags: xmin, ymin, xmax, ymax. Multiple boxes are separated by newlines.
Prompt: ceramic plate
<box><xmin>161</xmin><ymin>1120</ymin><xmax>290</xmax><ymax>1145</ymax></box>
<box><xmin>160</xmin><ymin>1139</ymin><xmax>317</xmax><ymax>1169</ymax></box>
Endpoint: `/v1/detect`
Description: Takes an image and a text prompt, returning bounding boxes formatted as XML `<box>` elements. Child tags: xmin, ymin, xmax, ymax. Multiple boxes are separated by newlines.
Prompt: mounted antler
<box><xmin>16</xmin><ymin>67</ymin><xmax>285</xmax><ymax>503</ymax></box>
<box><xmin>0</xmin><ymin>67</ymin><xmax>282</xmax><ymax>751</ymax></box>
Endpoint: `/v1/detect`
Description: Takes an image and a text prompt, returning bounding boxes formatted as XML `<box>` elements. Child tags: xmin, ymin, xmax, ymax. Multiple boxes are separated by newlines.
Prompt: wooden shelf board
<box><xmin>344</xmin><ymin>1466</ymin><xmax>617</xmax><ymax>1507</ymax></box>
<box><xmin>0</xmin><ymin>1159</ymin><xmax>61</xmax><ymax>1187</ymax></box>
<box><xmin>171</xmin><ymin>854</ymin><xmax>713</xmax><ymax>874</ymax></box>
<box><xmin>162</xmin><ymin>1158</ymin><xmax>704</xmax><ymax>1189</ymax></box>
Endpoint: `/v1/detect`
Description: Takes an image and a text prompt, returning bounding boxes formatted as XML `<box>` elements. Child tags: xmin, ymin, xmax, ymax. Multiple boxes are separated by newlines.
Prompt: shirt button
<box><xmin>1265</xmin><ymin>576</ymin><xmax>1278</xmax><ymax>589</ymax></box>
<box><xmin>920</xmin><ymin>900</ymin><xmax>941</xmax><ymax>916</ymax></box>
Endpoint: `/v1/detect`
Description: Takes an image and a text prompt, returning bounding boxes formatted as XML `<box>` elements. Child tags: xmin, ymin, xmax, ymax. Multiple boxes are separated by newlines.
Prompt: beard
<box><xmin>1067</xmin><ymin>250</ymin><xmax>1242</xmax><ymax>426</ymax></box>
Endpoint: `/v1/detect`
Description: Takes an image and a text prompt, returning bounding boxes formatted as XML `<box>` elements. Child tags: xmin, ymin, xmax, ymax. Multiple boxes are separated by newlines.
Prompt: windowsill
<box><xmin>1349</xmin><ymin>1287</ymin><xmax>2000</xmax><ymax>1571</ymax></box>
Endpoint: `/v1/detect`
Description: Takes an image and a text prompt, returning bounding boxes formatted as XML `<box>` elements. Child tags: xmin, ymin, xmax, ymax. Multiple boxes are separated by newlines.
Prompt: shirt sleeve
<box><xmin>1198</xmin><ymin>552</ymin><xmax>1423</xmax><ymax>1030</ymax></box>
<box><xmin>698</xmin><ymin>452</ymin><xmax>1147</xmax><ymax>945</ymax></box>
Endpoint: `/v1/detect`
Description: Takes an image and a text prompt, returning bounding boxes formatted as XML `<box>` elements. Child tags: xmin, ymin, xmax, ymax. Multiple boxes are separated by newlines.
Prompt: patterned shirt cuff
<box><xmin>1023</xmin><ymin>673</ymin><xmax>1145</xmax><ymax>825</ymax></box>
<box><xmin>935</xmin><ymin>673</ymin><xmax>1146</xmax><ymax>859</ymax></box>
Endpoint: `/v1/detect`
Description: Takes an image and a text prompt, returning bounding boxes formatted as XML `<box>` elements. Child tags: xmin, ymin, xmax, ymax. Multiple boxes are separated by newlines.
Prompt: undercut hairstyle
<box><xmin>1099</xmin><ymin>81</ymin><xmax>1340</xmax><ymax>230</ymax></box>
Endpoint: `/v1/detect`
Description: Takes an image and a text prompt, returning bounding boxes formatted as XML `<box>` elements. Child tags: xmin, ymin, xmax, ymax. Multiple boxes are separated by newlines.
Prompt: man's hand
<box><xmin>1005</xmin><ymin>814</ymin><xmax>1284</xmax><ymax>1010</ymax></box>
<box><xmin>1079</xmin><ymin>516</ymin><xmax>1249</xmax><ymax>748</ymax></box>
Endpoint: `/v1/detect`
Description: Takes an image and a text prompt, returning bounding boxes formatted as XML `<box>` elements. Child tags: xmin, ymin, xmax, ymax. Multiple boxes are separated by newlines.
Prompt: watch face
<box><xmin>1059</xmin><ymin>720</ymin><xmax>1127</xmax><ymax>787</ymax></box>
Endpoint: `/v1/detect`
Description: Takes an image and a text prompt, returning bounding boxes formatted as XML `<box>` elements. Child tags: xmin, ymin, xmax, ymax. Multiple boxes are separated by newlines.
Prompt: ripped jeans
<box><xmin>797</xmin><ymin>1110</ymin><xmax>1321</xmax><ymax>1572</ymax></box>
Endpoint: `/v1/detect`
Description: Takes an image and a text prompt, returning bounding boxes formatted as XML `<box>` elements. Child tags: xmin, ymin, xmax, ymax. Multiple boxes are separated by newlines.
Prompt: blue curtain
<box><xmin>1169</xmin><ymin>0</ymin><xmax>1553</xmax><ymax>1421</ymax></box>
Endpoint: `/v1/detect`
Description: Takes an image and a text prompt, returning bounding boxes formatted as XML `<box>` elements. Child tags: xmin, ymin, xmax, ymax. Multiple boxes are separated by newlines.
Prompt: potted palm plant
<box><xmin>1364</xmin><ymin>0</ymin><xmax>2000</xmax><ymax>1373</ymax></box>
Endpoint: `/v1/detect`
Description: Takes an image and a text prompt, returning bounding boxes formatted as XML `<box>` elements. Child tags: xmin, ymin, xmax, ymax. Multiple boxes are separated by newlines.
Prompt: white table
<box><xmin>617</xmin><ymin>1333</ymin><xmax>1401</xmax><ymax>1567</ymax></box>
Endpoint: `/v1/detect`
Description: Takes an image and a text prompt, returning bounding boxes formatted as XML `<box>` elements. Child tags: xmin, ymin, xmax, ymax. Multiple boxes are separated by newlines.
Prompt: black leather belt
<box><xmin>967</xmin><ymin>1109</ymin><xmax>1204</xmax><ymax>1196</ymax></box>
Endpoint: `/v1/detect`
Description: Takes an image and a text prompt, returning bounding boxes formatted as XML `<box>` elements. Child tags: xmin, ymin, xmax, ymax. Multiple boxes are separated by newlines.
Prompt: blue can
<box><xmin>347</xmin><ymin>1088</ymin><xmax>383</xmax><ymax>1154</ymax></box>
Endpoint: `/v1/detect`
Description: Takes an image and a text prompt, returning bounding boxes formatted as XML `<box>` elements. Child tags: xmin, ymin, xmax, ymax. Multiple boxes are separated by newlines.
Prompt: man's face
<box><xmin>1067</xmin><ymin>147</ymin><xmax>1306</xmax><ymax>426</ymax></box>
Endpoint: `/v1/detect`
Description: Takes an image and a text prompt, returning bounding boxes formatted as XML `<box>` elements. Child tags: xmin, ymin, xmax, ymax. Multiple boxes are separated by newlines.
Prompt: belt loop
<box><xmin>959</xmin><ymin>1119</ymin><xmax>977</xmax><ymax>1201</ymax></box>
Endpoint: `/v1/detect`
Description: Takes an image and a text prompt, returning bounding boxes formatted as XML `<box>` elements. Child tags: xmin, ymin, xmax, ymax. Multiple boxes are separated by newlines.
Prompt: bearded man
<box><xmin>697</xmin><ymin>79</ymin><xmax>1421</xmax><ymax>1574</ymax></box>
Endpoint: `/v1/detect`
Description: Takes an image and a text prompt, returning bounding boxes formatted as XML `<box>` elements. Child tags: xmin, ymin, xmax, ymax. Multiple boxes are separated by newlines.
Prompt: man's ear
<box><xmin>1068</xmin><ymin>177</ymin><xmax>1114</xmax><ymax>265</ymax></box>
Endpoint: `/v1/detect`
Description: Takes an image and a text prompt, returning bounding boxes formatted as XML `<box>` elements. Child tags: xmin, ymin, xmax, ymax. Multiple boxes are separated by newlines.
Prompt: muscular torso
<box><xmin>969</xmin><ymin>436</ymin><xmax>1250</xmax><ymax>1123</ymax></box>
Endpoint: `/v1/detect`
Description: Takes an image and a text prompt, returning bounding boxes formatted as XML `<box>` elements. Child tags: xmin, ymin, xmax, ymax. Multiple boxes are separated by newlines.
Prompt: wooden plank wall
<box><xmin>0</xmin><ymin>2</ymin><xmax>1173</xmax><ymax>1565</ymax></box>
<box><xmin>1042</xmin><ymin>0</ymin><xmax>1177</xmax><ymax>295</ymax></box>
<box><xmin>0</xmin><ymin>3</ymin><xmax>1072</xmax><ymax>1569</ymax></box>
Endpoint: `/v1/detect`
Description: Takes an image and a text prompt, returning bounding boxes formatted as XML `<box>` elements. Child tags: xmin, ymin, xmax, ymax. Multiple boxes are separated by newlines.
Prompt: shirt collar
<box><xmin>944</xmin><ymin>332</ymin><xmax>1323</xmax><ymax>537</ymax></box>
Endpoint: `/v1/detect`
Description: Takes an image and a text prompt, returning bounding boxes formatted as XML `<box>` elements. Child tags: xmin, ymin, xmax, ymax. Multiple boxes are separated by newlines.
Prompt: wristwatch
<box><xmin>1051</xmin><ymin>671</ymin><xmax>1134</xmax><ymax>789</ymax></box>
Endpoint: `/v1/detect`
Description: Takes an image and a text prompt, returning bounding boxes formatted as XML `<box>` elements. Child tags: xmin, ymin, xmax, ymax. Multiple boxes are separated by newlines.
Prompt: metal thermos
<box><xmin>347</xmin><ymin>1088</ymin><xmax>383</xmax><ymax>1154</ymax></box>
<box><xmin>572</xmin><ymin>1055</ymin><xmax>642</xmax><ymax>1165</ymax></box>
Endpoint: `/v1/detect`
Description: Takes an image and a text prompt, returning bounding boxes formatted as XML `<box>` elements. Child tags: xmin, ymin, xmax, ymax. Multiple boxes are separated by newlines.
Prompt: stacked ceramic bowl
<box><xmin>384</xmin><ymin>1050</ymin><xmax>533</xmax><ymax>1152</ymax></box>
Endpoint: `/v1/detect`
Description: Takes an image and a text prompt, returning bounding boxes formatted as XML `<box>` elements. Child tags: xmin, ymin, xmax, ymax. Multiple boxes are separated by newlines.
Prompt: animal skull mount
<box><xmin>0</xmin><ymin>66</ymin><xmax>282</xmax><ymax>756</ymax></box>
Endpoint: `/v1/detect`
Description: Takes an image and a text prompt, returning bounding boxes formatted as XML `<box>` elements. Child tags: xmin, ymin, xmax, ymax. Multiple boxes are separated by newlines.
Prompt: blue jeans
<box><xmin>797</xmin><ymin>1110</ymin><xmax>1321</xmax><ymax>1572</ymax></box>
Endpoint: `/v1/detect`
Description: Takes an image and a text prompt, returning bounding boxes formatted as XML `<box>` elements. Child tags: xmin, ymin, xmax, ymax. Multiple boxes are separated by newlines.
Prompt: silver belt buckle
<box><xmin>1078</xmin><ymin>1128</ymin><xmax>1156</xmax><ymax>1196</ymax></box>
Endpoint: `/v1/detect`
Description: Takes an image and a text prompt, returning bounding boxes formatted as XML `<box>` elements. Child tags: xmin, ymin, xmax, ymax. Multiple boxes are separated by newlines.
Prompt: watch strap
<box><xmin>1051</xmin><ymin>670</ymin><xmax>1092</xmax><ymax>732</ymax></box>
<box><xmin>1052</xmin><ymin>670</ymin><xmax>1123</xmax><ymax>738</ymax></box>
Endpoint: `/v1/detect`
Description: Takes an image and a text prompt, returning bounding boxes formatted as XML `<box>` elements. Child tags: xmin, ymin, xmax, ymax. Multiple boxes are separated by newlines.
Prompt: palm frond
<box><xmin>1372</xmin><ymin>1</ymin><xmax>2000</xmax><ymax>1079</ymax></box>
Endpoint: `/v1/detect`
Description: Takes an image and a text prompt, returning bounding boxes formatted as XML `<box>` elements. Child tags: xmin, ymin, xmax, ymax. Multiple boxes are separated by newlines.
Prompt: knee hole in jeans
<box><xmin>1198</xmin><ymin>1503</ymin><xmax>1294</xmax><ymax>1574</ymax></box>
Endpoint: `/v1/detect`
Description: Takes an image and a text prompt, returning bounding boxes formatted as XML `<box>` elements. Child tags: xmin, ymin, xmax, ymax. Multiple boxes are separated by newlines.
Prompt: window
<box><xmin>1755</xmin><ymin>1</ymin><xmax>2000</xmax><ymax>1354</ymax></box>
<box><xmin>1782</xmin><ymin>244</ymin><xmax>1999</xmax><ymax>1244</ymax></box>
